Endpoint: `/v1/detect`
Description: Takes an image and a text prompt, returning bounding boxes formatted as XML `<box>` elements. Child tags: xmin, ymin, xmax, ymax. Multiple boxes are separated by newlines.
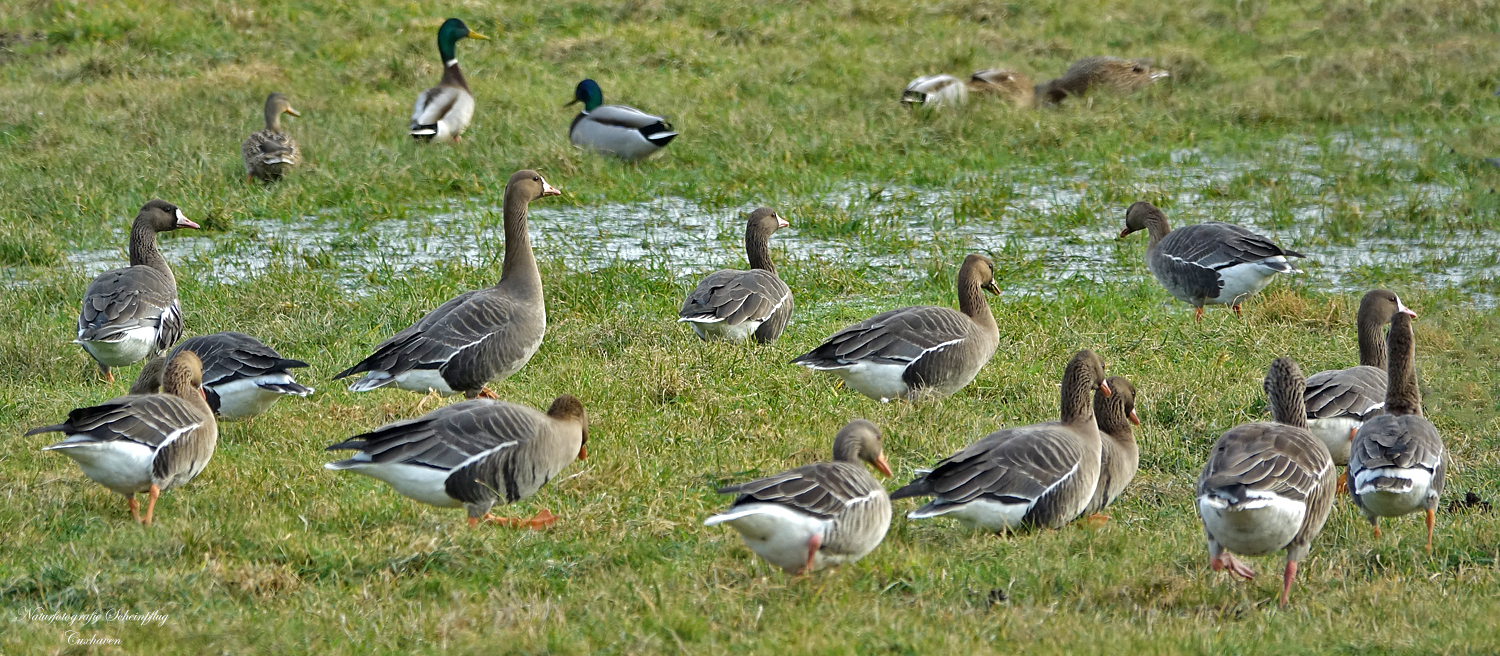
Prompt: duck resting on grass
<box><xmin>567</xmin><ymin>79</ymin><xmax>678</xmax><ymax>161</ymax></box>
<box><xmin>241</xmin><ymin>92</ymin><xmax>301</xmax><ymax>181</ymax></box>
<box><xmin>409</xmin><ymin>18</ymin><xmax>488</xmax><ymax>143</ymax></box>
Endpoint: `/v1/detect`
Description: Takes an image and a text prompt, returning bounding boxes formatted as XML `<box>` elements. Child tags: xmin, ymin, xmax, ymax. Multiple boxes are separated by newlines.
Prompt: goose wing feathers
<box><xmin>334</xmin><ymin>290</ymin><xmax>515</xmax><ymax>380</ymax></box>
<box><xmin>679</xmin><ymin>270</ymin><xmax>789</xmax><ymax>325</ymax></box>
<box><xmin>892</xmin><ymin>425</ymin><xmax>1083</xmax><ymax>505</ymax></box>
<box><xmin>1197</xmin><ymin>424</ymin><xmax>1329</xmax><ymax>503</ymax></box>
<box><xmin>325</xmin><ymin>399</ymin><xmax>541</xmax><ymax>471</ymax></box>
<box><xmin>174</xmin><ymin>332</ymin><xmax>308</xmax><ymax>388</ymax></box>
<box><xmin>1304</xmin><ymin>365</ymin><xmax>1387</xmax><ymax>421</ymax></box>
<box><xmin>793</xmin><ymin>306</ymin><xmax>973</xmax><ymax>367</ymax></box>
<box><xmin>1159</xmin><ymin>222</ymin><xmax>1304</xmax><ymax>271</ymax></box>
<box><xmin>1349</xmin><ymin>415</ymin><xmax>1444</xmax><ymax>473</ymax></box>
<box><xmin>28</xmin><ymin>395</ymin><xmax>205</xmax><ymax>448</ymax></box>
<box><xmin>77</xmin><ymin>267</ymin><xmax>179</xmax><ymax>347</ymax></box>
<box><xmin>719</xmin><ymin>461</ymin><xmax>880</xmax><ymax>520</ymax></box>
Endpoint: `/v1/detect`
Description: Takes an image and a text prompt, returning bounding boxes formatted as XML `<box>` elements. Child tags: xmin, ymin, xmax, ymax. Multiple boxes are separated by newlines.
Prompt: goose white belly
<box><xmin>821</xmin><ymin>362</ymin><xmax>911</xmax><ymax>402</ymax></box>
<box><xmin>682</xmin><ymin>317</ymin><xmax>762</xmax><ymax>342</ymax></box>
<box><xmin>329</xmin><ymin>461</ymin><xmax>462</xmax><ymax>508</ymax></box>
<box><xmin>1307</xmin><ymin>417</ymin><xmax>1362</xmax><ymax>465</ymax></box>
<box><xmin>1209</xmin><ymin>259</ymin><xmax>1287</xmax><ymax>306</ymax></box>
<box><xmin>391</xmin><ymin>369</ymin><xmax>459</xmax><ymax>396</ymax></box>
<box><xmin>210</xmin><ymin>375</ymin><xmax>297</xmax><ymax>419</ymax></box>
<box><xmin>1197</xmin><ymin>493</ymin><xmax>1306</xmax><ymax>556</ymax></box>
<box><xmin>1352</xmin><ymin>468</ymin><xmax>1433</xmax><ymax>517</ymax></box>
<box><xmin>907</xmin><ymin>498</ymin><xmax>1030</xmax><ymax>531</ymax></box>
<box><xmin>78</xmin><ymin>326</ymin><xmax>158</xmax><ymax>367</ymax></box>
<box><xmin>44</xmin><ymin>439</ymin><xmax>155</xmax><ymax>496</ymax></box>
<box><xmin>704</xmin><ymin>503</ymin><xmax>835</xmax><ymax>573</ymax></box>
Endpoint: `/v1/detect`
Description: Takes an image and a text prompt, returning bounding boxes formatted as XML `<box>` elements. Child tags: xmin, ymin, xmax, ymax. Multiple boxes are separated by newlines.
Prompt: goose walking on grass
<box><xmin>678</xmin><ymin>208</ymin><xmax>793</xmax><ymax>343</ymax></box>
<box><xmin>1348</xmin><ymin>312</ymin><xmax>1446</xmax><ymax>550</ymax></box>
<box><xmin>1196</xmin><ymin>357</ymin><xmax>1334</xmax><ymax>607</ymax></box>
<box><xmin>1084</xmin><ymin>375</ymin><xmax>1141</xmax><ymax>520</ymax></box>
<box><xmin>131</xmin><ymin>332</ymin><xmax>313</xmax><ymax>419</ymax></box>
<box><xmin>892</xmin><ymin>350</ymin><xmax>1110</xmax><ymax>532</ymax></box>
<box><xmin>567</xmin><ymin>79</ymin><xmax>678</xmax><ymax>161</ymax></box>
<box><xmin>334</xmin><ymin>170</ymin><xmax>558</xmax><ymax>400</ymax></box>
<box><xmin>325</xmin><ymin>395</ymin><xmax>587</xmax><ymax>529</ymax></box>
<box><xmin>241</xmin><ymin>92</ymin><xmax>301</xmax><ymax>181</ymax></box>
<box><xmin>792</xmin><ymin>254</ymin><xmax>1000</xmax><ymax>402</ymax></box>
<box><xmin>76</xmin><ymin>200</ymin><xmax>198</xmax><ymax>382</ymax></box>
<box><xmin>409</xmin><ymin>18</ymin><xmax>488</xmax><ymax>143</ymax></box>
<box><xmin>26</xmin><ymin>351</ymin><xmax>217</xmax><ymax>525</ymax></box>
<box><xmin>1304</xmin><ymin>290</ymin><xmax>1417</xmax><ymax>470</ymax></box>
<box><xmin>1119</xmin><ymin>201</ymin><xmax>1304</xmax><ymax>321</ymax></box>
<box><xmin>1035</xmin><ymin>56</ymin><xmax>1169</xmax><ymax>106</ymax></box>
<box><xmin>705</xmin><ymin>419</ymin><xmax>892</xmax><ymax>575</ymax></box>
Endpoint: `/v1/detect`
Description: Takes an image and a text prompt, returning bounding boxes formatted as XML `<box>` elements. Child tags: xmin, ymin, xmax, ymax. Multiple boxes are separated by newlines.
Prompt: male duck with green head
<box><xmin>410</xmin><ymin>18</ymin><xmax>488</xmax><ymax>143</ymax></box>
<box><xmin>567</xmin><ymin>79</ymin><xmax>678</xmax><ymax>161</ymax></box>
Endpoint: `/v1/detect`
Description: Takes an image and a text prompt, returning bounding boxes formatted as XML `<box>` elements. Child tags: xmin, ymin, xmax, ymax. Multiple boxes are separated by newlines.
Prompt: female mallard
<box><xmin>410</xmin><ymin>18</ymin><xmax>488</xmax><ymax>143</ymax></box>
<box><xmin>567</xmin><ymin>79</ymin><xmax>678</xmax><ymax>161</ymax></box>
<box><xmin>241</xmin><ymin>92</ymin><xmax>301</xmax><ymax>181</ymax></box>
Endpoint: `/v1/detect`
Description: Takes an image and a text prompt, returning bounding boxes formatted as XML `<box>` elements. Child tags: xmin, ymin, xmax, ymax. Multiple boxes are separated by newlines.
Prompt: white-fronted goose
<box><xmin>1035</xmin><ymin>56</ymin><xmax>1169</xmax><ymax>106</ymax></box>
<box><xmin>791</xmin><ymin>254</ymin><xmax>1000</xmax><ymax>402</ymax></box>
<box><xmin>76</xmin><ymin>200</ymin><xmax>199</xmax><ymax>382</ymax></box>
<box><xmin>678</xmin><ymin>208</ymin><xmax>793</xmax><ymax>344</ymax></box>
<box><xmin>892</xmin><ymin>350</ymin><xmax>1110</xmax><ymax>531</ymax></box>
<box><xmin>130</xmin><ymin>332</ymin><xmax>312</xmax><ymax>419</ymax></box>
<box><xmin>705</xmin><ymin>419</ymin><xmax>893</xmax><ymax>574</ymax></box>
<box><xmin>968</xmin><ymin>68</ymin><xmax>1035</xmax><ymax>107</ymax></box>
<box><xmin>900</xmin><ymin>74</ymin><xmax>968</xmax><ymax>109</ymax></box>
<box><xmin>1196</xmin><ymin>357</ymin><xmax>1334</xmax><ymax>607</ymax></box>
<box><xmin>1348</xmin><ymin>312</ymin><xmax>1446</xmax><ymax>550</ymax></box>
<box><xmin>1084</xmin><ymin>375</ymin><xmax>1141</xmax><ymax>519</ymax></box>
<box><xmin>26</xmin><ymin>351</ymin><xmax>218</xmax><ymax>525</ymax></box>
<box><xmin>241</xmin><ymin>92</ymin><xmax>301</xmax><ymax>181</ymax></box>
<box><xmin>324</xmin><ymin>395</ymin><xmax>587</xmax><ymax>528</ymax></box>
<box><xmin>334</xmin><ymin>170</ymin><xmax>559</xmax><ymax>398</ymax></box>
<box><xmin>567</xmin><ymin>79</ymin><xmax>678</xmax><ymax>161</ymax></box>
<box><xmin>1304</xmin><ymin>290</ymin><xmax>1418</xmax><ymax>466</ymax></box>
<box><xmin>1120</xmin><ymin>201</ymin><xmax>1304</xmax><ymax>321</ymax></box>
<box><xmin>409</xmin><ymin>18</ymin><xmax>488</xmax><ymax>143</ymax></box>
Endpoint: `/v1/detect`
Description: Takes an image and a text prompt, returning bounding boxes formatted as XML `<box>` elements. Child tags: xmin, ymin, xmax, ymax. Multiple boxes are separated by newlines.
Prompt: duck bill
<box><xmin>564</xmin><ymin>98</ymin><xmax>581</xmax><ymax>108</ymax></box>
<box><xmin>174</xmin><ymin>209</ymin><xmax>199</xmax><ymax>229</ymax></box>
<box><xmin>285</xmin><ymin>107</ymin><xmax>302</xmax><ymax>117</ymax></box>
<box><xmin>1100</xmin><ymin>380</ymin><xmax>1113</xmax><ymax>398</ymax></box>
<box><xmin>542</xmin><ymin>182</ymin><xmax>561</xmax><ymax>197</ymax></box>
<box><xmin>1128</xmin><ymin>409</ymin><xmax>1140</xmax><ymax>426</ymax></box>
<box><xmin>467</xmin><ymin>30</ymin><xmax>490</xmax><ymax>41</ymax></box>
<box><xmin>874</xmin><ymin>454</ymin><xmax>893</xmax><ymax>478</ymax></box>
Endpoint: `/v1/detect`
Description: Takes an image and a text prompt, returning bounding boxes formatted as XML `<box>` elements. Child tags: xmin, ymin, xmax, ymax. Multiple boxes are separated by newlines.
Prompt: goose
<box><xmin>334</xmin><ymin>170</ymin><xmax>559</xmax><ymax>399</ymax></box>
<box><xmin>900</xmin><ymin>74</ymin><xmax>968</xmax><ymax>109</ymax></box>
<box><xmin>241</xmin><ymin>92</ymin><xmax>301</xmax><ymax>181</ymax></box>
<box><xmin>1348</xmin><ymin>312</ymin><xmax>1446</xmax><ymax>550</ymax></box>
<box><xmin>1304</xmin><ymin>290</ymin><xmax>1417</xmax><ymax>467</ymax></box>
<box><xmin>567</xmin><ymin>79</ymin><xmax>678</xmax><ymax>161</ymax></box>
<box><xmin>705</xmin><ymin>419</ymin><xmax>892</xmax><ymax>574</ymax></box>
<box><xmin>791</xmin><ymin>254</ymin><xmax>1000</xmax><ymax>402</ymax></box>
<box><xmin>1120</xmin><ymin>201</ymin><xmax>1304</xmax><ymax>321</ymax></box>
<box><xmin>1196</xmin><ymin>357</ymin><xmax>1334</xmax><ymax>607</ymax></box>
<box><xmin>968</xmin><ymin>68</ymin><xmax>1035</xmax><ymax>107</ymax></box>
<box><xmin>130</xmin><ymin>332</ymin><xmax>313</xmax><ymax>419</ymax></box>
<box><xmin>409</xmin><ymin>18</ymin><xmax>488</xmax><ymax>143</ymax></box>
<box><xmin>1084</xmin><ymin>375</ymin><xmax>1141</xmax><ymax>519</ymax></box>
<box><xmin>26</xmin><ymin>351</ymin><xmax>218</xmax><ymax>525</ymax></box>
<box><xmin>678</xmin><ymin>208</ymin><xmax>793</xmax><ymax>343</ymax></box>
<box><xmin>1035</xmin><ymin>56</ymin><xmax>1169</xmax><ymax>106</ymax></box>
<box><xmin>324</xmin><ymin>395</ymin><xmax>587</xmax><ymax>529</ymax></box>
<box><xmin>892</xmin><ymin>350</ymin><xmax>1110</xmax><ymax>532</ymax></box>
<box><xmin>75</xmin><ymin>200</ymin><xmax>198</xmax><ymax>382</ymax></box>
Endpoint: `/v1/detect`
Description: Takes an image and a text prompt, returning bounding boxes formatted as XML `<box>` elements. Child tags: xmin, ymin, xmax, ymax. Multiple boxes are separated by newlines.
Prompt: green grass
<box><xmin>3</xmin><ymin>0</ymin><xmax>1500</xmax><ymax>653</ymax></box>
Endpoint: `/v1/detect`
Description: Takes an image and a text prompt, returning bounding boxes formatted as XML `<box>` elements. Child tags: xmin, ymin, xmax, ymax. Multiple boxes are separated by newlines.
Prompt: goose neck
<box><xmin>1059</xmin><ymin>364</ymin><xmax>1097</xmax><ymax>427</ymax></box>
<box><xmin>745</xmin><ymin>227</ymin><xmax>776</xmax><ymax>273</ymax></box>
<box><xmin>1384</xmin><ymin>318</ymin><xmax>1422</xmax><ymax>416</ymax></box>
<box><xmin>128</xmin><ymin>219</ymin><xmax>175</xmax><ymax>285</ymax></box>
<box><xmin>499</xmin><ymin>193</ymin><xmax>541</xmax><ymax>292</ymax></box>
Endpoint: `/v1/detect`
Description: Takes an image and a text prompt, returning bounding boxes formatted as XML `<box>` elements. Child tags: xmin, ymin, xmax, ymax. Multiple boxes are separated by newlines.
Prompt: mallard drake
<box><xmin>1196</xmin><ymin>357</ymin><xmax>1334</xmax><ymax>607</ymax></box>
<box><xmin>705</xmin><ymin>419</ymin><xmax>892</xmax><ymax>574</ymax></box>
<box><xmin>1035</xmin><ymin>56</ymin><xmax>1169</xmax><ymax>106</ymax></box>
<box><xmin>900</xmin><ymin>74</ymin><xmax>968</xmax><ymax>109</ymax></box>
<box><xmin>678</xmin><ymin>208</ymin><xmax>793</xmax><ymax>343</ymax></box>
<box><xmin>130</xmin><ymin>332</ymin><xmax>313</xmax><ymax>419</ymax></box>
<box><xmin>792</xmin><ymin>254</ymin><xmax>1000</xmax><ymax>402</ymax></box>
<box><xmin>1084</xmin><ymin>375</ymin><xmax>1140</xmax><ymax>519</ymax></box>
<box><xmin>75</xmin><ymin>200</ymin><xmax>198</xmax><ymax>382</ymax></box>
<box><xmin>325</xmin><ymin>395</ymin><xmax>587</xmax><ymax>529</ymax></box>
<box><xmin>1304</xmin><ymin>290</ymin><xmax>1417</xmax><ymax>467</ymax></box>
<box><xmin>893</xmin><ymin>350</ymin><xmax>1110</xmax><ymax>532</ymax></box>
<box><xmin>241</xmin><ymin>92</ymin><xmax>301</xmax><ymax>181</ymax></box>
<box><xmin>409</xmin><ymin>18</ymin><xmax>488</xmax><ymax>143</ymax></box>
<box><xmin>567</xmin><ymin>79</ymin><xmax>678</xmax><ymax>161</ymax></box>
<box><xmin>1120</xmin><ymin>201</ymin><xmax>1303</xmax><ymax>321</ymax></box>
<box><xmin>1348</xmin><ymin>312</ymin><xmax>1446</xmax><ymax>550</ymax></box>
<box><xmin>27</xmin><ymin>351</ymin><xmax>218</xmax><ymax>525</ymax></box>
<box><xmin>334</xmin><ymin>171</ymin><xmax>559</xmax><ymax>399</ymax></box>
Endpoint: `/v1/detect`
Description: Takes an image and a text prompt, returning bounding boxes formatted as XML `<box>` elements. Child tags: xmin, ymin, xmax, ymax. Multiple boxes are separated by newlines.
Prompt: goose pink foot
<box><xmin>1211</xmin><ymin>552</ymin><xmax>1256</xmax><ymax>579</ymax></box>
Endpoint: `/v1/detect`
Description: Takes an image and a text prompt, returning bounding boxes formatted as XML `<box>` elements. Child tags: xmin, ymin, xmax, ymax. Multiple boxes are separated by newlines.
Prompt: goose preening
<box><xmin>409</xmin><ymin>18</ymin><xmax>488</xmax><ymax>143</ymax></box>
<box><xmin>325</xmin><ymin>395</ymin><xmax>588</xmax><ymax>529</ymax></box>
<box><xmin>1035</xmin><ymin>56</ymin><xmax>1169</xmax><ymax>106</ymax></box>
<box><xmin>704</xmin><ymin>419</ymin><xmax>892</xmax><ymax>574</ymax></box>
<box><xmin>1304</xmin><ymin>290</ymin><xmax>1417</xmax><ymax>467</ymax></box>
<box><xmin>334</xmin><ymin>170</ymin><xmax>559</xmax><ymax>399</ymax></box>
<box><xmin>1196</xmin><ymin>357</ymin><xmax>1334</xmax><ymax>607</ymax></box>
<box><xmin>1348</xmin><ymin>312</ymin><xmax>1446</xmax><ymax>550</ymax></box>
<box><xmin>900</xmin><ymin>74</ymin><xmax>968</xmax><ymax>109</ymax></box>
<box><xmin>791</xmin><ymin>254</ymin><xmax>1000</xmax><ymax>402</ymax></box>
<box><xmin>26</xmin><ymin>351</ymin><xmax>218</xmax><ymax>525</ymax></box>
<box><xmin>241</xmin><ymin>92</ymin><xmax>301</xmax><ymax>181</ymax></box>
<box><xmin>678</xmin><ymin>208</ymin><xmax>793</xmax><ymax>343</ymax></box>
<box><xmin>1084</xmin><ymin>375</ymin><xmax>1141</xmax><ymax>519</ymax></box>
<box><xmin>567</xmin><ymin>79</ymin><xmax>678</xmax><ymax>161</ymax></box>
<box><xmin>130</xmin><ymin>332</ymin><xmax>313</xmax><ymax>419</ymax></box>
<box><xmin>892</xmin><ymin>350</ymin><xmax>1110</xmax><ymax>532</ymax></box>
<box><xmin>75</xmin><ymin>200</ymin><xmax>198</xmax><ymax>382</ymax></box>
<box><xmin>1120</xmin><ymin>201</ymin><xmax>1304</xmax><ymax>321</ymax></box>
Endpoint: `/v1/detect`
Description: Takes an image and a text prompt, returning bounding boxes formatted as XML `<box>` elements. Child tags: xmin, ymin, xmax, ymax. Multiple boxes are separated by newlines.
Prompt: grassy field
<box><xmin>3</xmin><ymin>0</ymin><xmax>1500</xmax><ymax>653</ymax></box>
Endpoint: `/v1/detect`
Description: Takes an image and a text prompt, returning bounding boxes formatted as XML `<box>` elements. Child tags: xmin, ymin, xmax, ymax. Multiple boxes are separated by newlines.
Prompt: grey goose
<box><xmin>409</xmin><ymin>18</ymin><xmax>488</xmax><ymax>143</ymax></box>
<box><xmin>1120</xmin><ymin>202</ymin><xmax>1304</xmax><ymax>321</ymax></box>
<box><xmin>130</xmin><ymin>332</ymin><xmax>313</xmax><ymax>419</ymax></box>
<box><xmin>1348</xmin><ymin>312</ymin><xmax>1445</xmax><ymax>550</ymax></box>
<box><xmin>705</xmin><ymin>419</ymin><xmax>893</xmax><ymax>575</ymax></box>
<box><xmin>1196</xmin><ymin>357</ymin><xmax>1334</xmax><ymax>607</ymax></box>
<box><xmin>1034</xmin><ymin>56</ymin><xmax>1169</xmax><ymax>106</ymax></box>
<box><xmin>792</xmin><ymin>254</ymin><xmax>1001</xmax><ymax>402</ymax></box>
<box><xmin>241</xmin><ymin>92</ymin><xmax>301</xmax><ymax>181</ymax></box>
<box><xmin>678</xmin><ymin>208</ymin><xmax>793</xmax><ymax>343</ymax></box>
<box><xmin>568</xmin><ymin>79</ymin><xmax>678</xmax><ymax>162</ymax></box>
<box><xmin>334</xmin><ymin>170</ymin><xmax>559</xmax><ymax>399</ymax></box>
<box><xmin>892</xmin><ymin>350</ymin><xmax>1111</xmax><ymax>532</ymax></box>
<box><xmin>76</xmin><ymin>200</ymin><xmax>199</xmax><ymax>382</ymax></box>
<box><xmin>1304</xmin><ymin>290</ymin><xmax>1417</xmax><ymax>467</ymax></box>
<box><xmin>1084</xmin><ymin>375</ymin><xmax>1141</xmax><ymax>519</ymax></box>
<box><xmin>325</xmin><ymin>395</ymin><xmax>587</xmax><ymax>529</ymax></box>
<box><xmin>27</xmin><ymin>351</ymin><xmax>218</xmax><ymax>525</ymax></box>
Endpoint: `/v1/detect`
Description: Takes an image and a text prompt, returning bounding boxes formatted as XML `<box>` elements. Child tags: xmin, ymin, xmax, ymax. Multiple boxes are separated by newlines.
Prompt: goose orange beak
<box><xmin>1128</xmin><ymin>409</ymin><xmax>1140</xmax><ymax>425</ymax></box>
<box><xmin>874</xmin><ymin>454</ymin><xmax>893</xmax><ymax>478</ymax></box>
<box><xmin>1100</xmin><ymin>380</ymin><xmax>1113</xmax><ymax>398</ymax></box>
<box><xmin>578</xmin><ymin>445</ymin><xmax>587</xmax><ymax>460</ymax></box>
<box><xmin>542</xmin><ymin>182</ymin><xmax>561</xmax><ymax>197</ymax></box>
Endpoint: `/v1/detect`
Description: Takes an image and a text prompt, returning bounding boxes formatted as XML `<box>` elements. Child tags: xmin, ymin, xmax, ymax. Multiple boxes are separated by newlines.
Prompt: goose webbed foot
<box><xmin>1210</xmin><ymin>552</ymin><xmax>1256</xmax><ymax>579</ymax></box>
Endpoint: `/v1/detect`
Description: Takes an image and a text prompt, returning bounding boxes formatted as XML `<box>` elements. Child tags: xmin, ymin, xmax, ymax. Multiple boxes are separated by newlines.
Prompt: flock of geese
<box><xmin>17</xmin><ymin>18</ymin><xmax>1452</xmax><ymax>608</ymax></box>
